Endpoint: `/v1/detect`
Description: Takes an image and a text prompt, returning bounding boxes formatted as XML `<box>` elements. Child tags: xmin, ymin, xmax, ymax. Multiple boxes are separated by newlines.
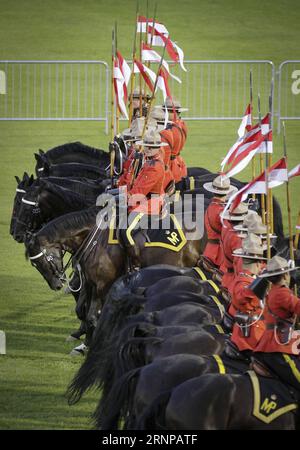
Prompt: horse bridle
<box><xmin>29</xmin><ymin>247</ymin><xmax>63</xmax><ymax>279</ymax></box>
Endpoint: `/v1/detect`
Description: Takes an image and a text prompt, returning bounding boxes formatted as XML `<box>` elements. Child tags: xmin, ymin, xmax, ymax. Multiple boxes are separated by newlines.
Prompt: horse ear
<box><xmin>15</xmin><ymin>175</ymin><xmax>21</xmax><ymax>184</ymax></box>
<box><xmin>39</xmin><ymin>149</ymin><xmax>45</xmax><ymax>155</ymax></box>
<box><xmin>23</xmin><ymin>172</ymin><xmax>29</xmax><ymax>181</ymax></box>
<box><xmin>34</xmin><ymin>153</ymin><xmax>40</xmax><ymax>161</ymax></box>
<box><xmin>29</xmin><ymin>174</ymin><xmax>35</xmax><ymax>183</ymax></box>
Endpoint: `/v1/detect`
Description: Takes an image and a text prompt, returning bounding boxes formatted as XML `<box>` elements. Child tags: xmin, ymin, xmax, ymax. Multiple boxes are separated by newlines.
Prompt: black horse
<box><xmin>35</xmin><ymin>142</ymin><xmax>109</xmax><ymax>171</ymax></box>
<box><xmin>14</xmin><ymin>179</ymin><xmax>98</xmax><ymax>242</ymax></box>
<box><xmin>10</xmin><ymin>172</ymin><xmax>35</xmax><ymax>237</ymax></box>
<box><xmin>137</xmin><ymin>371</ymin><xmax>300</xmax><ymax>430</ymax></box>
<box><xmin>39</xmin><ymin>161</ymin><xmax>107</xmax><ymax>180</ymax></box>
<box><xmin>95</xmin><ymin>352</ymin><xmax>249</xmax><ymax>430</ymax></box>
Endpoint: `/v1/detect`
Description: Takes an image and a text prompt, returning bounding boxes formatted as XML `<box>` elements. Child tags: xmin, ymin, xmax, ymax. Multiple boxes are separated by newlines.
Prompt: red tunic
<box><xmin>220</xmin><ymin>225</ymin><xmax>243</xmax><ymax>294</ymax></box>
<box><xmin>176</xmin><ymin>118</ymin><xmax>188</xmax><ymax>149</ymax></box>
<box><xmin>160</xmin><ymin>129</ymin><xmax>175</xmax><ymax>191</ymax></box>
<box><xmin>168</xmin><ymin>120</ymin><xmax>188</xmax><ymax>183</ymax></box>
<box><xmin>203</xmin><ymin>197</ymin><xmax>225</xmax><ymax>267</ymax></box>
<box><xmin>254</xmin><ymin>285</ymin><xmax>300</xmax><ymax>355</ymax></box>
<box><xmin>118</xmin><ymin>146</ymin><xmax>135</xmax><ymax>187</ymax></box>
<box><xmin>230</xmin><ymin>270</ymin><xmax>265</xmax><ymax>351</ymax></box>
<box><xmin>170</xmin><ymin>155</ymin><xmax>188</xmax><ymax>182</ymax></box>
<box><xmin>128</xmin><ymin>152</ymin><xmax>165</xmax><ymax>215</ymax></box>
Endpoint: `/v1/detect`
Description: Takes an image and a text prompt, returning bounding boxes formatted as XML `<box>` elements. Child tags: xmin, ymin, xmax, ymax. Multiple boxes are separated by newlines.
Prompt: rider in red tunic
<box><xmin>253</xmin><ymin>255</ymin><xmax>300</xmax><ymax>392</ymax></box>
<box><xmin>150</xmin><ymin>108</ymin><xmax>175</xmax><ymax>194</ymax></box>
<box><xmin>157</xmin><ymin>97</ymin><xmax>188</xmax><ymax>183</ymax></box>
<box><xmin>118</xmin><ymin>130</ymin><xmax>167</xmax><ymax>271</ymax></box>
<box><xmin>202</xmin><ymin>175</ymin><xmax>237</xmax><ymax>267</ymax></box>
<box><xmin>118</xmin><ymin>117</ymin><xmax>157</xmax><ymax>188</ymax></box>
<box><xmin>229</xmin><ymin>234</ymin><xmax>267</xmax><ymax>355</ymax></box>
<box><xmin>220</xmin><ymin>202</ymin><xmax>249</xmax><ymax>295</ymax></box>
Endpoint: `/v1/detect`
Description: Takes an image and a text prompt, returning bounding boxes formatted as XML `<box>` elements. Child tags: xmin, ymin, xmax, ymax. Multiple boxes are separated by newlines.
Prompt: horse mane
<box><xmin>36</xmin><ymin>206</ymin><xmax>98</xmax><ymax>242</ymax></box>
<box><xmin>37</xmin><ymin>179</ymin><xmax>92</xmax><ymax>206</ymax></box>
<box><xmin>46</xmin><ymin>141</ymin><xmax>108</xmax><ymax>159</ymax></box>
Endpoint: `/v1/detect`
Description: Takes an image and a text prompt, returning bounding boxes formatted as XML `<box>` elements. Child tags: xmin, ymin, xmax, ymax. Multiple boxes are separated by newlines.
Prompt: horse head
<box><xmin>34</xmin><ymin>152</ymin><xmax>48</xmax><ymax>177</ymax></box>
<box><xmin>11</xmin><ymin>173</ymin><xmax>35</xmax><ymax>240</ymax></box>
<box><xmin>25</xmin><ymin>233</ymin><xmax>64</xmax><ymax>291</ymax></box>
<box><xmin>14</xmin><ymin>182</ymin><xmax>43</xmax><ymax>242</ymax></box>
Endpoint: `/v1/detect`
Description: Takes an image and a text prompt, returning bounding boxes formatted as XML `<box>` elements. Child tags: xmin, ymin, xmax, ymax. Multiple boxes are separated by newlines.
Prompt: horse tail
<box><xmin>116</xmin><ymin>323</ymin><xmax>162</xmax><ymax>375</ymax></box>
<box><xmin>135</xmin><ymin>390</ymin><xmax>171</xmax><ymax>430</ymax></box>
<box><xmin>93</xmin><ymin>367</ymin><xmax>141</xmax><ymax>430</ymax></box>
<box><xmin>272</xmin><ymin>196</ymin><xmax>284</xmax><ymax>239</ymax></box>
<box><xmin>66</xmin><ymin>345</ymin><xmax>104</xmax><ymax>405</ymax></box>
<box><xmin>88</xmin><ymin>293</ymin><xmax>145</xmax><ymax>355</ymax></box>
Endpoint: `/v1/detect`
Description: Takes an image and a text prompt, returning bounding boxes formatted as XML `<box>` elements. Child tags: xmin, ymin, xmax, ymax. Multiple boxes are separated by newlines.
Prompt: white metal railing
<box><xmin>0</xmin><ymin>59</ymin><xmax>299</xmax><ymax>134</ymax></box>
<box><xmin>0</xmin><ymin>60</ymin><xmax>109</xmax><ymax>133</ymax></box>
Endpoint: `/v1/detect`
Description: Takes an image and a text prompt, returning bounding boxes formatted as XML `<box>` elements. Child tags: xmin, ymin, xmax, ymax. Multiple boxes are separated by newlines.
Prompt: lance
<box><xmin>295</xmin><ymin>211</ymin><xmax>300</xmax><ymax>249</ymax></box>
<box><xmin>110</xmin><ymin>26</ymin><xmax>116</xmax><ymax>184</ymax></box>
<box><xmin>268</xmin><ymin>80</ymin><xmax>274</xmax><ymax>233</ymax></box>
<box><xmin>139</xmin><ymin>5</ymin><xmax>143</xmax><ymax>116</ymax></box>
<box><xmin>129</xmin><ymin>40</ymin><xmax>167</xmax><ymax>188</ymax></box>
<box><xmin>282</xmin><ymin>121</ymin><xmax>295</xmax><ymax>264</ymax></box>
<box><xmin>264</xmin><ymin>139</ymin><xmax>271</xmax><ymax>261</ymax></box>
<box><xmin>128</xmin><ymin>0</ymin><xmax>139</xmax><ymax>125</ymax></box>
<box><xmin>115</xmin><ymin>21</ymin><xmax>120</xmax><ymax>134</ymax></box>
<box><xmin>250</xmin><ymin>70</ymin><xmax>256</xmax><ymax>199</ymax></box>
<box><xmin>258</xmin><ymin>94</ymin><xmax>266</xmax><ymax>224</ymax></box>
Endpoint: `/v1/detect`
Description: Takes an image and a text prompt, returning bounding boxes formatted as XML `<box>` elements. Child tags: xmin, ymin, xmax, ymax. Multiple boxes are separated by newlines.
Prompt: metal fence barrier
<box><xmin>141</xmin><ymin>60</ymin><xmax>275</xmax><ymax>123</ymax></box>
<box><xmin>0</xmin><ymin>60</ymin><xmax>109</xmax><ymax>133</ymax></box>
<box><xmin>277</xmin><ymin>60</ymin><xmax>300</xmax><ymax>133</ymax></box>
<box><xmin>0</xmin><ymin>59</ymin><xmax>298</xmax><ymax>134</ymax></box>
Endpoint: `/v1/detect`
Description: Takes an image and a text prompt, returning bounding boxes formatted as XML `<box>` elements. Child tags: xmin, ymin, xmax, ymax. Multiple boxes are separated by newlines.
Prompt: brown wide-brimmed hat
<box><xmin>135</xmin><ymin>129</ymin><xmax>168</xmax><ymax>147</ymax></box>
<box><xmin>233</xmin><ymin>233</ymin><xmax>267</xmax><ymax>260</ymax></box>
<box><xmin>131</xmin><ymin>88</ymin><xmax>151</xmax><ymax>100</ymax></box>
<box><xmin>222</xmin><ymin>202</ymin><xmax>249</xmax><ymax>221</ymax></box>
<box><xmin>258</xmin><ymin>255</ymin><xmax>299</xmax><ymax>278</ymax></box>
<box><xmin>156</xmin><ymin>96</ymin><xmax>189</xmax><ymax>113</ymax></box>
<box><xmin>235</xmin><ymin>213</ymin><xmax>277</xmax><ymax>240</ymax></box>
<box><xmin>149</xmin><ymin>107</ymin><xmax>173</xmax><ymax>131</ymax></box>
<box><xmin>203</xmin><ymin>174</ymin><xmax>237</xmax><ymax>196</ymax></box>
<box><xmin>121</xmin><ymin>117</ymin><xmax>157</xmax><ymax>142</ymax></box>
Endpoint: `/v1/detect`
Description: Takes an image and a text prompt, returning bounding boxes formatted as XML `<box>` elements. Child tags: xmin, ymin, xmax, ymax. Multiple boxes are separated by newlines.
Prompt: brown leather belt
<box><xmin>207</xmin><ymin>238</ymin><xmax>220</xmax><ymax>244</ymax></box>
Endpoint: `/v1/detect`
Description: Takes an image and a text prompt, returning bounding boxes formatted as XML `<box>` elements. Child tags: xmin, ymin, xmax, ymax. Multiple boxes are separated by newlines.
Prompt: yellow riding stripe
<box><xmin>214</xmin><ymin>324</ymin><xmax>225</xmax><ymax>334</ymax></box>
<box><xmin>174</xmin><ymin>190</ymin><xmax>181</xmax><ymax>202</ymax></box>
<box><xmin>126</xmin><ymin>213</ymin><xmax>144</xmax><ymax>246</ymax></box>
<box><xmin>283</xmin><ymin>354</ymin><xmax>300</xmax><ymax>382</ymax></box>
<box><xmin>212</xmin><ymin>355</ymin><xmax>226</xmax><ymax>374</ymax></box>
<box><xmin>189</xmin><ymin>176</ymin><xmax>195</xmax><ymax>191</ymax></box>
<box><xmin>192</xmin><ymin>267</ymin><xmax>207</xmax><ymax>281</ymax></box>
<box><xmin>248</xmin><ymin>370</ymin><xmax>297</xmax><ymax>424</ymax></box>
<box><xmin>207</xmin><ymin>279</ymin><xmax>220</xmax><ymax>294</ymax></box>
<box><xmin>209</xmin><ymin>295</ymin><xmax>225</xmax><ymax>316</ymax></box>
<box><xmin>108</xmin><ymin>212</ymin><xmax>119</xmax><ymax>244</ymax></box>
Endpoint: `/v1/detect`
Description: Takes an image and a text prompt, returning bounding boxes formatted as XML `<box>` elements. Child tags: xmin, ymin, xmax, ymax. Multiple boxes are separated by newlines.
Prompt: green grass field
<box><xmin>0</xmin><ymin>0</ymin><xmax>300</xmax><ymax>429</ymax></box>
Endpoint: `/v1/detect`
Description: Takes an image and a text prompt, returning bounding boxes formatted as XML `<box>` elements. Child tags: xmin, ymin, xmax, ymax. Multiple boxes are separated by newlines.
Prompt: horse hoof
<box><xmin>65</xmin><ymin>335</ymin><xmax>81</xmax><ymax>342</ymax></box>
<box><xmin>69</xmin><ymin>343</ymin><xmax>88</xmax><ymax>357</ymax></box>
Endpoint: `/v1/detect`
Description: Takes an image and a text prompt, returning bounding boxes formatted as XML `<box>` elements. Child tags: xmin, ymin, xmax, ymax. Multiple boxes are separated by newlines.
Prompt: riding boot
<box><xmin>126</xmin><ymin>244</ymin><xmax>141</xmax><ymax>272</ymax></box>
